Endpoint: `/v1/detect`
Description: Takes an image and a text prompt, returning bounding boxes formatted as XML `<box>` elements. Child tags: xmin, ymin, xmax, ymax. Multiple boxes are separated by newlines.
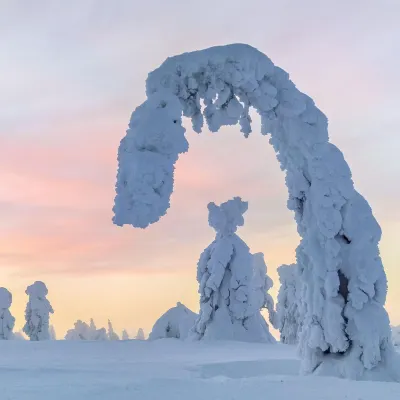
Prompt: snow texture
<box><xmin>113</xmin><ymin>43</ymin><xmax>396</xmax><ymax>379</ymax></box>
<box><xmin>0</xmin><ymin>287</ymin><xmax>15</xmax><ymax>340</ymax></box>
<box><xmin>136</xmin><ymin>328</ymin><xmax>145</xmax><ymax>340</ymax></box>
<box><xmin>275</xmin><ymin>264</ymin><xmax>303</xmax><ymax>344</ymax></box>
<box><xmin>149</xmin><ymin>302</ymin><xmax>197</xmax><ymax>340</ymax></box>
<box><xmin>190</xmin><ymin>197</ymin><xmax>275</xmax><ymax>343</ymax></box>
<box><xmin>23</xmin><ymin>281</ymin><xmax>54</xmax><ymax>341</ymax></box>
<box><xmin>49</xmin><ymin>325</ymin><xmax>57</xmax><ymax>340</ymax></box>
<box><xmin>65</xmin><ymin>320</ymin><xmax>108</xmax><ymax>341</ymax></box>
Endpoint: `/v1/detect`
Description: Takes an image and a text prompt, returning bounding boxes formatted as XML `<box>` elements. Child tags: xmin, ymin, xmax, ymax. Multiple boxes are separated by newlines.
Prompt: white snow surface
<box><xmin>0</xmin><ymin>340</ymin><xmax>399</xmax><ymax>400</ymax></box>
<box><xmin>113</xmin><ymin>43</ymin><xmax>395</xmax><ymax>379</ymax></box>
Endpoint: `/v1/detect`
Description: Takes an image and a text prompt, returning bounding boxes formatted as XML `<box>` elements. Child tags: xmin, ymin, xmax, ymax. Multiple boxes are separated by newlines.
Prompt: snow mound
<box><xmin>149</xmin><ymin>302</ymin><xmax>197</xmax><ymax>340</ymax></box>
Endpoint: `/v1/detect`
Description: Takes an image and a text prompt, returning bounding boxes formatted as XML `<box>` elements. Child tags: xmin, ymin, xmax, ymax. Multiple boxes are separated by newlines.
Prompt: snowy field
<box><xmin>1</xmin><ymin>340</ymin><xmax>400</xmax><ymax>400</ymax></box>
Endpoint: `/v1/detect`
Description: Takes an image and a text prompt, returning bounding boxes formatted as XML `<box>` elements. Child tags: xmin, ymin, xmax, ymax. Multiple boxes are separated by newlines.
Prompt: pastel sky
<box><xmin>1</xmin><ymin>0</ymin><xmax>400</xmax><ymax>338</ymax></box>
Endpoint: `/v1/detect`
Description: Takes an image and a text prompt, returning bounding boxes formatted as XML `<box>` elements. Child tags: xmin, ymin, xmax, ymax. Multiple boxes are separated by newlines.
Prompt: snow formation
<box><xmin>107</xmin><ymin>320</ymin><xmax>119</xmax><ymax>341</ymax></box>
<box><xmin>149</xmin><ymin>302</ymin><xmax>197</xmax><ymax>340</ymax></box>
<box><xmin>65</xmin><ymin>319</ymin><xmax>108</xmax><ymax>341</ymax></box>
<box><xmin>49</xmin><ymin>325</ymin><xmax>57</xmax><ymax>340</ymax></box>
<box><xmin>275</xmin><ymin>264</ymin><xmax>302</xmax><ymax>344</ymax></box>
<box><xmin>190</xmin><ymin>197</ymin><xmax>275</xmax><ymax>342</ymax></box>
<box><xmin>23</xmin><ymin>281</ymin><xmax>54</xmax><ymax>341</ymax></box>
<box><xmin>136</xmin><ymin>328</ymin><xmax>145</xmax><ymax>340</ymax></box>
<box><xmin>0</xmin><ymin>287</ymin><xmax>15</xmax><ymax>340</ymax></box>
<box><xmin>393</xmin><ymin>326</ymin><xmax>400</xmax><ymax>347</ymax></box>
<box><xmin>122</xmin><ymin>330</ymin><xmax>130</xmax><ymax>340</ymax></box>
<box><xmin>113</xmin><ymin>44</ymin><xmax>396</xmax><ymax>379</ymax></box>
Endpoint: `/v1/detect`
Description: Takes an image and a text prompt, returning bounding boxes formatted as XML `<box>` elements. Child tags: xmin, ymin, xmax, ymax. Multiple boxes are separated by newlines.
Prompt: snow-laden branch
<box><xmin>113</xmin><ymin>44</ymin><xmax>397</xmax><ymax>380</ymax></box>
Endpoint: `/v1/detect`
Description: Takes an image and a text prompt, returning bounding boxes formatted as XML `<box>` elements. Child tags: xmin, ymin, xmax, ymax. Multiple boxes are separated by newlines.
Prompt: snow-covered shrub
<box><xmin>113</xmin><ymin>44</ymin><xmax>397</xmax><ymax>380</ymax></box>
<box><xmin>65</xmin><ymin>319</ymin><xmax>108</xmax><ymax>341</ymax></box>
<box><xmin>149</xmin><ymin>302</ymin><xmax>197</xmax><ymax>340</ymax></box>
<box><xmin>107</xmin><ymin>320</ymin><xmax>119</xmax><ymax>340</ymax></box>
<box><xmin>251</xmin><ymin>253</ymin><xmax>276</xmax><ymax>326</ymax></box>
<box><xmin>275</xmin><ymin>264</ymin><xmax>302</xmax><ymax>344</ymax></box>
<box><xmin>135</xmin><ymin>328</ymin><xmax>145</xmax><ymax>340</ymax></box>
<box><xmin>0</xmin><ymin>288</ymin><xmax>15</xmax><ymax>340</ymax></box>
<box><xmin>121</xmin><ymin>330</ymin><xmax>130</xmax><ymax>340</ymax></box>
<box><xmin>190</xmin><ymin>197</ymin><xmax>275</xmax><ymax>343</ymax></box>
<box><xmin>23</xmin><ymin>281</ymin><xmax>53</xmax><ymax>341</ymax></box>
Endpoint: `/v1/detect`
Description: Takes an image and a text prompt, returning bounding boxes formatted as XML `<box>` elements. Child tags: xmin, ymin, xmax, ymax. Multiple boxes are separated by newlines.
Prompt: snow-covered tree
<box><xmin>190</xmin><ymin>197</ymin><xmax>275</xmax><ymax>342</ymax></box>
<box><xmin>0</xmin><ymin>288</ymin><xmax>15</xmax><ymax>340</ymax></box>
<box><xmin>251</xmin><ymin>253</ymin><xmax>276</xmax><ymax>327</ymax></box>
<box><xmin>107</xmin><ymin>320</ymin><xmax>119</xmax><ymax>341</ymax></box>
<box><xmin>23</xmin><ymin>281</ymin><xmax>53</xmax><ymax>341</ymax></box>
<box><xmin>121</xmin><ymin>330</ymin><xmax>130</xmax><ymax>340</ymax></box>
<box><xmin>112</xmin><ymin>44</ymin><xmax>399</xmax><ymax>379</ymax></box>
<box><xmin>135</xmin><ymin>328</ymin><xmax>145</xmax><ymax>340</ymax></box>
<box><xmin>65</xmin><ymin>320</ymin><xmax>108</xmax><ymax>341</ymax></box>
<box><xmin>49</xmin><ymin>325</ymin><xmax>57</xmax><ymax>340</ymax></box>
<box><xmin>149</xmin><ymin>302</ymin><xmax>197</xmax><ymax>340</ymax></box>
<box><xmin>275</xmin><ymin>264</ymin><xmax>302</xmax><ymax>344</ymax></box>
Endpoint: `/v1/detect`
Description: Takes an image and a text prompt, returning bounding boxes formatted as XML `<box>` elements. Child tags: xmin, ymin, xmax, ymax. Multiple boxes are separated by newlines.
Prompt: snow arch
<box><xmin>113</xmin><ymin>44</ymin><xmax>396</xmax><ymax>379</ymax></box>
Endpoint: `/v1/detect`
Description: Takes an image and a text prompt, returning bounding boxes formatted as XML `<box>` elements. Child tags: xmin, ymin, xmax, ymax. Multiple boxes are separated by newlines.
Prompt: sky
<box><xmin>1</xmin><ymin>0</ymin><xmax>400</xmax><ymax>338</ymax></box>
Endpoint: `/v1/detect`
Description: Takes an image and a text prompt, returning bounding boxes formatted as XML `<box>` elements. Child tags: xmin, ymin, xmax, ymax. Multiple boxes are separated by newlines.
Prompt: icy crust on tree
<box><xmin>65</xmin><ymin>319</ymin><xmax>108</xmax><ymax>341</ymax></box>
<box><xmin>392</xmin><ymin>326</ymin><xmax>400</xmax><ymax>347</ymax></box>
<box><xmin>190</xmin><ymin>198</ymin><xmax>275</xmax><ymax>343</ymax></box>
<box><xmin>113</xmin><ymin>43</ymin><xmax>396</xmax><ymax>380</ymax></box>
<box><xmin>23</xmin><ymin>281</ymin><xmax>54</xmax><ymax>341</ymax></box>
<box><xmin>275</xmin><ymin>264</ymin><xmax>303</xmax><ymax>344</ymax></box>
<box><xmin>107</xmin><ymin>320</ymin><xmax>119</xmax><ymax>341</ymax></box>
<box><xmin>149</xmin><ymin>302</ymin><xmax>197</xmax><ymax>341</ymax></box>
<box><xmin>0</xmin><ymin>288</ymin><xmax>15</xmax><ymax>340</ymax></box>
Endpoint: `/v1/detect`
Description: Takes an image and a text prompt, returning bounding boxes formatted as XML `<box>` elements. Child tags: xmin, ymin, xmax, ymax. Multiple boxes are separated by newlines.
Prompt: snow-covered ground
<box><xmin>1</xmin><ymin>340</ymin><xmax>399</xmax><ymax>399</ymax></box>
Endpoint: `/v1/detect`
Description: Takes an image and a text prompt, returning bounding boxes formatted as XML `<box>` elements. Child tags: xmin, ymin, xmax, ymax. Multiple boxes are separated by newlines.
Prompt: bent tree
<box><xmin>113</xmin><ymin>44</ymin><xmax>397</xmax><ymax>380</ymax></box>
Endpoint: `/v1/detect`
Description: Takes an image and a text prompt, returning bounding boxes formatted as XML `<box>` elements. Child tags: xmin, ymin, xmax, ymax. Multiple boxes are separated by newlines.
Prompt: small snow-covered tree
<box><xmin>23</xmin><ymin>281</ymin><xmax>53</xmax><ymax>341</ymax></box>
<box><xmin>121</xmin><ymin>330</ymin><xmax>130</xmax><ymax>340</ymax></box>
<box><xmin>65</xmin><ymin>319</ymin><xmax>108</xmax><ymax>341</ymax></box>
<box><xmin>107</xmin><ymin>320</ymin><xmax>119</xmax><ymax>340</ymax></box>
<box><xmin>191</xmin><ymin>197</ymin><xmax>275</xmax><ymax>342</ymax></box>
<box><xmin>135</xmin><ymin>328</ymin><xmax>145</xmax><ymax>340</ymax></box>
<box><xmin>0</xmin><ymin>288</ymin><xmax>15</xmax><ymax>340</ymax></box>
<box><xmin>275</xmin><ymin>264</ymin><xmax>302</xmax><ymax>344</ymax></box>
<box><xmin>149</xmin><ymin>302</ymin><xmax>197</xmax><ymax>340</ymax></box>
<box><xmin>49</xmin><ymin>325</ymin><xmax>56</xmax><ymax>340</ymax></box>
<box><xmin>251</xmin><ymin>253</ymin><xmax>276</xmax><ymax>326</ymax></box>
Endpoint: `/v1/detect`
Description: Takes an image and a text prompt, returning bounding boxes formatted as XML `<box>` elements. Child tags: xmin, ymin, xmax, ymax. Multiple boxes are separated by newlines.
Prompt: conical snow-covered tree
<box><xmin>121</xmin><ymin>329</ymin><xmax>130</xmax><ymax>340</ymax></box>
<box><xmin>49</xmin><ymin>325</ymin><xmax>57</xmax><ymax>340</ymax></box>
<box><xmin>135</xmin><ymin>328</ymin><xmax>145</xmax><ymax>340</ymax></box>
<box><xmin>107</xmin><ymin>320</ymin><xmax>119</xmax><ymax>340</ymax></box>
<box><xmin>0</xmin><ymin>288</ymin><xmax>15</xmax><ymax>340</ymax></box>
<box><xmin>23</xmin><ymin>281</ymin><xmax>53</xmax><ymax>341</ymax></box>
<box><xmin>275</xmin><ymin>264</ymin><xmax>302</xmax><ymax>344</ymax></box>
<box><xmin>251</xmin><ymin>253</ymin><xmax>276</xmax><ymax>327</ymax></box>
<box><xmin>191</xmin><ymin>197</ymin><xmax>275</xmax><ymax>342</ymax></box>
